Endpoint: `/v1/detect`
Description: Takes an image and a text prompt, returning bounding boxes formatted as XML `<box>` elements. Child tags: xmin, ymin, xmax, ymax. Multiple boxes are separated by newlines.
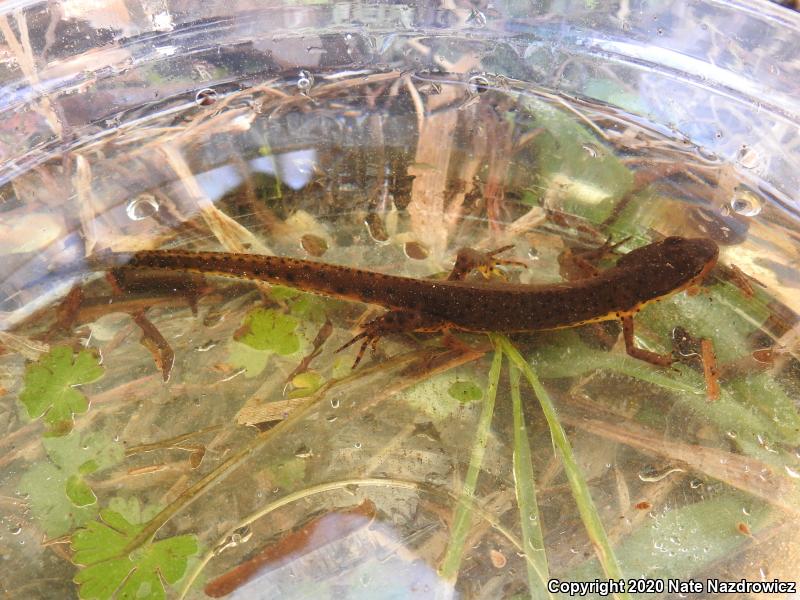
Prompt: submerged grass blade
<box><xmin>509</xmin><ymin>364</ymin><xmax>553</xmax><ymax>599</ymax></box>
<box><xmin>439</xmin><ymin>349</ymin><xmax>503</xmax><ymax>582</ymax></box>
<box><xmin>495</xmin><ymin>334</ymin><xmax>630</xmax><ymax>600</ymax></box>
<box><xmin>531</xmin><ymin>331</ymin><xmax>792</xmax><ymax>464</ymax></box>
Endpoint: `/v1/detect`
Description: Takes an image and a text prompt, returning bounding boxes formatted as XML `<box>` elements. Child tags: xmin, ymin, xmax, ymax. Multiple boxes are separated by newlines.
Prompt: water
<box><xmin>1</xmin><ymin>69</ymin><xmax>799</xmax><ymax>599</ymax></box>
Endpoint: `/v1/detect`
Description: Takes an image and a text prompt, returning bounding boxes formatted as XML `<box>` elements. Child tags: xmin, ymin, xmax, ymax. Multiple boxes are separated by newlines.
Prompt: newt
<box><xmin>93</xmin><ymin>236</ymin><xmax>719</xmax><ymax>368</ymax></box>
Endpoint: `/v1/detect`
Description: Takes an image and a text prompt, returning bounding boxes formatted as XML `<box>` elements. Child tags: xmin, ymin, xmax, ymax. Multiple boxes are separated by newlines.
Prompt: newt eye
<box><xmin>664</xmin><ymin>236</ymin><xmax>683</xmax><ymax>245</ymax></box>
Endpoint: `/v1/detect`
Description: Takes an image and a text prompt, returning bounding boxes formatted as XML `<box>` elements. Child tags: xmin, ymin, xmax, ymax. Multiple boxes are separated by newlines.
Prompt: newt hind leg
<box><xmin>337</xmin><ymin>310</ymin><xmax>448</xmax><ymax>369</ymax></box>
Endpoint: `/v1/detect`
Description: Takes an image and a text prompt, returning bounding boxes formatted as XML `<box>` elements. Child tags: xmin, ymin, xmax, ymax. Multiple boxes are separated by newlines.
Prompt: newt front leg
<box><xmin>621</xmin><ymin>315</ymin><xmax>674</xmax><ymax>367</ymax></box>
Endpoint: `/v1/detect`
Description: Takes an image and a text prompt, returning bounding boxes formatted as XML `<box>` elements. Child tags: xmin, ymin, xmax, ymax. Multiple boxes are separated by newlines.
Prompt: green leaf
<box><xmin>19</xmin><ymin>346</ymin><xmax>104</xmax><ymax>435</ymax></box>
<box><xmin>498</xmin><ymin>336</ymin><xmax>629</xmax><ymax>595</ymax></box>
<box><xmin>404</xmin><ymin>370</ymin><xmax>478</xmax><ymax>421</ymax></box>
<box><xmin>66</xmin><ymin>475</ymin><xmax>97</xmax><ymax>507</ymax></box>
<box><xmin>44</xmin><ymin>431</ymin><xmax>123</xmax><ymax>473</ymax></box>
<box><xmin>236</xmin><ymin>308</ymin><xmax>300</xmax><ymax>355</ymax></box>
<box><xmin>528</xmin><ymin>330</ymin><xmax>789</xmax><ymax>467</ymax></box>
<box><xmin>272</xmin><ymin>457</ymin><xmax>307</xmax><ymax>489</ymax></box>
<box><xmin>288</xmin><ymin>294</ymin><xmax>327</xmax><ymax>322</ymax></box>
<box><xmin>440</xmin><ymin>351</ymin><xmax>503</xmax><ymax>579</ymax></box>
<box><xmin>288</xmin><ymin>371</ymin><xmax>324</xmax><ymax>398</ymax></box>
<box><xmin>79</xmin><ymin>460</ymin><xmax>100</xmax><ymax>476</ymax></box>
<box><xmin>447</xmin><ymin>380</ymin><xmax>483</xmax><ymax>404</ymax></box>
<box><xmin>566</xmin><ymin>492</ymin><xmax>773</xmax><ymax>589</ymax></box>
<box><xmin>226</xmin><ymin>341</ymin><xmax>270</xmax><ymax>378</ymax></box>
<box><xmin>634</xmin><ymin>284</ymin><xmax>766</xmax><ymax>363</ymax></box>
<box><xmin>268</xmin><ymin>284</ymin><xmax>327</xmax><ymax>321</ymax></box>
<box><xmin>331</xmin><ymin>355</ymin><xmax>354</xmax><ymax>379</ymax></box>
<box><xmin>16</xmin><ymin>432</ymin><xmax>122</xmax><ymax>537</ymax></box>
<box><xmin>519</xmin><ymin>96</ymin><xmax>633</xmax><ymax>223</ymax></box>
<box><xmin>509</xmin><ymin>365</ymin><xmax>551</xmax><ymax>597</ymax></box>
<box><xmin>729</xmin><ymin>372</ymin><xmax>800</xmax><ymax>447</ymax></box>
<box><xmin>18</xmin><ymin>462</ymin><xmax>98</xmax><ymax>537</ymax></box>
<box><xmin>583</xmin><ymin>77</ymin><xmax>645</xmax><ymax>115</ymax></box>
<box><xmin>72</xmin><ymin>510</ymin><xmax>198</xmax><ymax>600</ymax></box>
<box><xmin>74</xmin><ymin>557</ymin><xmax>133</xmax><ymax>600</ymax></box>
<box><xmin>107</xmin><ymin>497</ymin><xmax>162</xmax><ymax>526</ymax></box>
<box><xmin>268</xmin><ymin>284</ymin><xmax>297</xmax><ymax>301</ymax></box>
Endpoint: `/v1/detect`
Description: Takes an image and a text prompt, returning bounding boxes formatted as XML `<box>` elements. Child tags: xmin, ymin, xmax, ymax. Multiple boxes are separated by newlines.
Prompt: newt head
<box><xmin>615</xmin><ymin>236</ymin><xmax>719</xmax><ymax>303</ymax></box>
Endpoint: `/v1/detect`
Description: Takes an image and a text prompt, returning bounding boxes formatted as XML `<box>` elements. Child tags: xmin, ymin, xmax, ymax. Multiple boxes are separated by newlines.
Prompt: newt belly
<box><xmin>95</xmin><ymin>236</ymin><xmax>718</xmax><ymax>367</ymax></box>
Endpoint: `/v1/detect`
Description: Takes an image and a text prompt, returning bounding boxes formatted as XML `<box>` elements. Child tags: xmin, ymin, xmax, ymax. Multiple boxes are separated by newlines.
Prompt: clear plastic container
<box><xmin>1</xmin><ymin>1</ymin><xmax>799</xmax><ymax>599</ymax></box>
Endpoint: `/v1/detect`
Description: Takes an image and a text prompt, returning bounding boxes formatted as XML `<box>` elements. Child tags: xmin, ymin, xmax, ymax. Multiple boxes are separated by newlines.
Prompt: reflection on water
<box><xmin>213</xmin><ymin>506</ymin><xmax>447</xmax><ymax>599</ymax></box>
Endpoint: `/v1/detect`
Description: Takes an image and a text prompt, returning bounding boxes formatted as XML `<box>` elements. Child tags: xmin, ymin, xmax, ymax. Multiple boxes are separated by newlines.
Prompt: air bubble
<box><xmin>126</xmin><ymin>194</ymin><xmax>159</xmax><ymax>221</ymax></box>
<box><xmin>195</xmin><ymin>88</ymin><xmax>217</xmax><ymax>106</ymax></box>
<box><xmin>582</xmin><ymin>143</ymin><xmax>599</xmax><ymax>158</ymax></box>
<box><xmin>639</xmin><ymin>465</ymin><xmax>685</xmax><ymax>482</ymax></box>
<box><xmin>294</xmin><ymin>445</ymin><xmax>313</xmax><ymax>458</ymax></box>
<box><xmin>730</xmin><ymin>189</ymin><xmax>762</xmax><ymax>217</ymax></box>
<box><xmin>736</xmin><ymin>144</ymin><xmax>760</xmax><ymax>169</ymax></box>
<box><xmin>297</xmin><ymin>70</ymin><xmax>314</xmax><ymax>94</ymax></box>
<box><xmin>785</xmin><ymin>465</ymin><xmax>800</xmax><ymax>479</ymax></box>
<box><xmin>195</xmin><ymin>341</ymin><xmax>217</xmax><ymax>352</ymax></box>
<box><xmin>697</xmin><ymin>147</ymin><xmax>718</xmax><ymax>161</ymax></box>
<box><xmin>467</xmin><ymin>74</ymin><xmax>491</xmax><ymax>95</ymax></box>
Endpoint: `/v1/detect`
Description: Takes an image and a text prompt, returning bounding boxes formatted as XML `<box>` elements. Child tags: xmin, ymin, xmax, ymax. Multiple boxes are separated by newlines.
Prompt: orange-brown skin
<box><xmin>98</xmin><ymin>237</ymin><xmax>719</xmax><ymax>366</ymax></box>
